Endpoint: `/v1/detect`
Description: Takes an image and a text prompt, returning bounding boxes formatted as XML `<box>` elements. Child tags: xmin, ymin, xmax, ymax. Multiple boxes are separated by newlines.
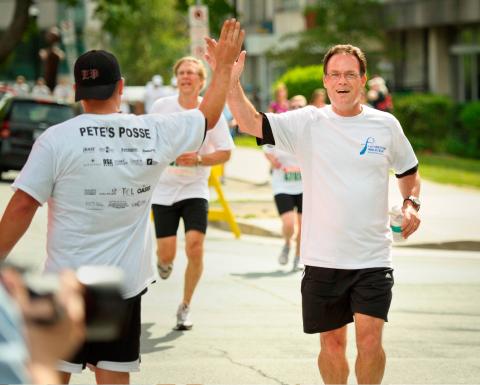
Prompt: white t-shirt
<box><xmin>13</xmin><ymin>110</ymin><xmax>205</xmax><ymax>298</ymax></box>
<box><xmin>150</xmin><ymin>96</ymin><xmax>234</xmax><ymax>205</ymax></box>
<box><xmin>263</xmin><ymin>145</ymin><xmax>303</xmax><ymax>195</ymax></box>
<box><xmin>266</xmin><ymin>105</ymin><xmax>418</xmax><ymax>269</ymax></box>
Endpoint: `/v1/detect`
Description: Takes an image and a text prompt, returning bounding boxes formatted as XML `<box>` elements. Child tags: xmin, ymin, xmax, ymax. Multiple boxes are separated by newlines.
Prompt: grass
<box><xmin>233</xmin><ymin>135</ymin><xmax>480</xmax><ymax>189</ymax></box>
<box><xmin>417</xmin><ymin>152</ymin><xmax>480</xmax><ymax>189</ymax></box>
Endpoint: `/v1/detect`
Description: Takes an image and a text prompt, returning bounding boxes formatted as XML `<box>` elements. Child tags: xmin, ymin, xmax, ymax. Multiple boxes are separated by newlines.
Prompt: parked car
<box><xmin>0</xmin><ymin>94</ymin><xmax>76</xmax><ymax>176</ymax></box>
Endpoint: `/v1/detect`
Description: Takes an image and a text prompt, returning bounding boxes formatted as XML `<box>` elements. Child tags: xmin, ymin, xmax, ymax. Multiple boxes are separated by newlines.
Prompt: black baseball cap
<box><xmin>74</xmin><ymin>50</ymin><xmax>121</xmax><ymax>102</ymax></box>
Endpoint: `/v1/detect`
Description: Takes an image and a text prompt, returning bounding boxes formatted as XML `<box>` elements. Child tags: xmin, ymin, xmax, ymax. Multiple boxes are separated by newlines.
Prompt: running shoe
<box><xmin>175</xmin><ymin>303</ymin><xmax>193</xmax><ymax>331</ymax></box>
<box><xmin>157</xmin><ymin>262</ymin><xmax>173</xmax><ymax>280</ymax></box>
<box><xmin>292</xmin><ymin>255</ymin><xmax>301</xmax><ymax>271</ymax></box>
<box><xmin>278</xmin><ymin>244</ymin><xmax>290</xmax><ymax>265</ymax></box>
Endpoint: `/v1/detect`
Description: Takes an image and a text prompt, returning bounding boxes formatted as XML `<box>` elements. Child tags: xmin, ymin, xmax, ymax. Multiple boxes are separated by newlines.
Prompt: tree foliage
<box><xmin>269</xmin><ymin>0</ymin><xmax>385</xmax><ymax>68</ymax></box>
<box><xmin>92</xmin><ymin>0</ymin><xmax>189</xmax><ymax>84</ymax></box>
<box><xmin>176</xmin><ymin>0</ymin><xmax>235</xmax><ymax>37</ymax></box>
<box><xmin>275</xmin><ymin>65</ymin><xmax>324</xmax><ymax>102</ymax></box>
<box><xmin>0</xmin><ymin>0</ymin><xmax>32</xmax><ymax>64</ymax></box>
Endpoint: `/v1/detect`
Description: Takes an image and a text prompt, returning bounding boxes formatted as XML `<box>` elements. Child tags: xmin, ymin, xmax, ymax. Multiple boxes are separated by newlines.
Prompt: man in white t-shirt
<box><xmin>223</xmin><ymin>42</ymin><xmax>421</xmax><ymax>384</ymax></box>
<box><xmin>150</xmin><ymin>56</ymin><xmax>234</xmax><ymax>331</ymax></box>
<box><xmin>0</xmin><ymin>19</ymin><xmax>244</xmax><ymax>385</ymax></box>
<box><xmin>263</xmin><ymin>95</ymin><xmax>306</xmax><ymax>270</ymax></box>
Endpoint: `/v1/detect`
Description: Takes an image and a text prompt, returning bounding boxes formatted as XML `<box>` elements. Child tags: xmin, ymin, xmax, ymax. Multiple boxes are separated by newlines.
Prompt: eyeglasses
<box><xmin>325</xmin><ymin>72</ymin><xmax>361</xmax><ymax>81</ymax></box>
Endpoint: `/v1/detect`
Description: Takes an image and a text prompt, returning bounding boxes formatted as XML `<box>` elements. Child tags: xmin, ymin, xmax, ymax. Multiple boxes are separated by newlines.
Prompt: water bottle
<box><xmin>389</xmin><ymin>205</ymin><xmax>405</xmax><ymax>242</ymax></box>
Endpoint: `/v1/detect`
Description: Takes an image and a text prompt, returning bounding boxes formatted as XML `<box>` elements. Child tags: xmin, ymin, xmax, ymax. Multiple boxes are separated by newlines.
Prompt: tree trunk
<box><xmin>0</xmin><ymin>0</ymin><xmax>33</xmax><ymax>64</ymax></box>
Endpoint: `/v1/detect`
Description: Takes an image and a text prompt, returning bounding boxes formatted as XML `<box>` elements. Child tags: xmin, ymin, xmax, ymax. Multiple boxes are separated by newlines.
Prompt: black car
<box><xmin>0</xmin><ymin>94</ymin><xmax>76</xmax><ymax>176</ymax></box>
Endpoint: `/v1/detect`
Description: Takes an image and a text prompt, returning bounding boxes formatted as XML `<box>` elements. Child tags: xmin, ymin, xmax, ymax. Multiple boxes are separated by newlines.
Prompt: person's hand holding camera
<box><xmin>1</xmin><ymin>268</ymin><xmax>85</xmax><ymax>384</ymax></box>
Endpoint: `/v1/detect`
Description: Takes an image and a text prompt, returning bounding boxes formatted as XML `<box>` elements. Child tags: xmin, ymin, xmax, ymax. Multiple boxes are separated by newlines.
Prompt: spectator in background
<box><xmin>264</xmin><ymin>94</ymin><xmax>306</xmax><ymax>270</ymax></box>
<box><xmin>12</xmin><ymin>76</ymin><xmax>29</xmax><ymax>96</ymax></box>
<box><xmin>53</xmin><ymin>77</ymin><xmax>74</xmax><ymax>103</ymax></box>
<box><xmin>367</xmin><ymin>76</ymin><xmax>393</xmax><ymax>112</ymax></box>
<box><xmin>268</xmin><ymin>83</ymin><xmax>289</xmax><ymax>113</ymax></box>
<box><xmin>31</xmin><ymin>78</ymin><xmax>51</xmax><ymax>97</ymax></box>
<box><xmin>310</xmin><ymin>88</ymin><xmax>327</xmax><ymax>108</ymax></box>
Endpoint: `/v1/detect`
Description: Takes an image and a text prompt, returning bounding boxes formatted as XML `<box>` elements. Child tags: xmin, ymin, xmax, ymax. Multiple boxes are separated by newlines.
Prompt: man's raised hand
<box><xmin>208</xmin><ymin>19</ymin><xmax>244</xmax><ymax>71</ymax></box>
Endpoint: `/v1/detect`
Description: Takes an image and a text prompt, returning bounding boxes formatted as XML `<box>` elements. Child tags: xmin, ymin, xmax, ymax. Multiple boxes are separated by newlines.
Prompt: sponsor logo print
<box><xmin>146</xmin><ymin>158</ymin><xmax>158</xmax><ymax>166</ymax></box>
<box><xmin>85</xmin><ymin>201</ymin><xmax>104</xmax><ymax>210</ymax></box>
<box><xmin>99</xmin><ymin>188</ymin><xmax>117</xmax><ymax>196</ymax></box>
<box><xmin>359</xmin><ymin>137</ymin><xmax>386</xmax><ymax>156</ymax></box>
<box><xmin>131</xmin><ymin>159</ymin><xmax>144</xmax><ymax>166</ymax></box>
<box><xmin>114</xmin><ymin>159</ymin><xmax>128</xmax><ymax>166</ymax></box>
<box><xmin>83</xmin><ymin>147</ymin><xmax>95</xmax><ymax>153</ymax></box>
<box><xmin>137</xmin><ymin>185</ymin><xmax>151</xmax><ymax>194</ymax></box>
<box><xmin>84</xmin><ymin>189</ymin><xmax>96</xmax><ymax>196</ymax></box>
<box><xmin>83</xmin><ymin>158</ymin><xmax>101</xmax><ymax>167</ymax></box>
<box><xmin>121</xmin><ymin>187</ymin><xmax>135</xmax><ymax>197</ymax></box>
<box><xmin>103</xmin><ymin>159</ymin><xmax>113</xmax><ymax>167</ymax></box>
<box><xmin>131</xmin><ymin>200</ymin><xmax>147</xmax><ymax>207</ymax></box>
<box><xmin>142</xmin><ymin>149</ymin><xmax>156</xmax><ymax>153</ymax></box>
<box><xmin>100</xmin><ymin>146</ymin><xmax>115</xmax><ymax>153</ymax></box>
<box><xmin>121</xmin><ymin>148</ymin><xmax>138</xmax><ymax>153</ymax></box>
<box><xmin>108</xmin><ymin>201</ymin><xmax>129</xmax><ymax>209</ymax></box>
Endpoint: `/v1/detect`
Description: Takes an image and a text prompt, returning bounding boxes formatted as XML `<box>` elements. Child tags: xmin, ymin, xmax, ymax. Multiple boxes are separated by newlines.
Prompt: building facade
<box><xmin>383</xmin><ymin>0</ymin><xmax>480</xmax><ymax>102</ymax></box>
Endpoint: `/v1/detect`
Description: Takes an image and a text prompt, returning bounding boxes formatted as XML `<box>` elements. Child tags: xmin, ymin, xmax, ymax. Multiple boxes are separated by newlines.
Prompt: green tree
<box><xmin>176</xmin><ymin>0</ymin><xmax>235</xmax><ymax>37</ymax></box>
<box><xmin>93</xmin><ymin>0</ymin><xmax>189</xmax><ymax>84</ymax></box>
<box><xmin>269</xmin><ymin>0</ymin><xmax>385</xmax><ymax>68</ymax></box>
<box><xmin>275</xmin><ymin>65</ymin><xmax>324</xmax><ymax>102</ymax></box>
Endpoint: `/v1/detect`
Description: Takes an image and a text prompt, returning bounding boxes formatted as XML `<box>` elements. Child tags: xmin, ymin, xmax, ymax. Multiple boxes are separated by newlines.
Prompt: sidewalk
<box><xmin>214</xmin><ymin>146</ymin><xmax>480</xmax><ymax>250</ymax></box>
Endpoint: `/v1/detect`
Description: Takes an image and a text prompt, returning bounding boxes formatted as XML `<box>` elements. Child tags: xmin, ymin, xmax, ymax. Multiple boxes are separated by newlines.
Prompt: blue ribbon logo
<box><xmin>360</xmin><ymin>137</ymin><xmax>375</xmax><ymax>155</ymax></box>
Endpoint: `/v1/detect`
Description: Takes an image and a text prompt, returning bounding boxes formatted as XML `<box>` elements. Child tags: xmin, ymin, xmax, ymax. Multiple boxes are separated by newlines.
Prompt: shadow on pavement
<box><xmin>230</xmin><ymin>269</ymin><xmax>302</xmax><ymax>279</ymax></box>
<box><xmin>140</xmin><ymin>322</ymin><xmax>185</xmax><ymax>354</ymax></box>
<box><xmin>400</xmin><ymin>240</ymin><xmax>480</xmax><ymax>252</ymax></box>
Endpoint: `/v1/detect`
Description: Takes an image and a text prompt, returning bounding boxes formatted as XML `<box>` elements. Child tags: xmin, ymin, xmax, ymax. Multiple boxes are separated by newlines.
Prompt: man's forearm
<box><xmin>0</xmin><ymin>190</ymin><xmax>39</xmax><ymax>259</ymax></box>
<box><xmin>199</xmin><ymin>150</ymin><xmax>231</xmax><ymax>166</ymax></box>
<box><xmin>227</xmin><ymin>81</ymin><xmax>263</xmax><ymax>138</ymax></box>
<box><xmin>397</xmin><ymin>172</ymin><xmax>421</xmax><ymax>199</ymax></box>
<box><xmin>199</xmin><ymin>66</ymin><xmax>233</xmax><ymax>129</ymax></box>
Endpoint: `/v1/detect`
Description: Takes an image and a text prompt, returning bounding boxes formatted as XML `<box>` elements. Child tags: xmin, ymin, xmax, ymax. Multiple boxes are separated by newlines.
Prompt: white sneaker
<box><xmin>175</xmin><ymin>303</ymin><xmax>193</xmax><ymax>331</ymax></box>
<box><xmin>157</xmin><ymin>262</ymin><xmax>173</xmax><ymax>280</ymax></box>
<box><xmin>278</xmin><ymin>244</ymin><xmax>290</xmax><ymax>265</ymax></box>
<box><xmin>292</xmin><ymin>255</ymin><xmax>301</xmax><ymax>271</ymax></box>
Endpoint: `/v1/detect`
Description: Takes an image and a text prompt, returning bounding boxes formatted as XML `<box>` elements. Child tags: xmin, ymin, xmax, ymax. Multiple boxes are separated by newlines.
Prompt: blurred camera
<box><xmin>23</xmin><ymin>265</ymin><xmax>127</xmax><ymax>342</ymax></box>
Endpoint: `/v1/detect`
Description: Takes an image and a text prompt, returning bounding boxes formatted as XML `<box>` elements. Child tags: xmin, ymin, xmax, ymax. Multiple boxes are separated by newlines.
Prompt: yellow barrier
<box><xmin>208</xmin><ymin>165</ymin><xmax>241</xmax><ymax>238</ymax></box>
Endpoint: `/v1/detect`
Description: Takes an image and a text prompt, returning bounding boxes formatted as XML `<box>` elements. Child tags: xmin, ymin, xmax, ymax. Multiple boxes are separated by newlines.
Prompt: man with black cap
<box><xmin>0</xmin><ymin>19</ymin><xmax>244</xmax><ymax>384</ymax></box>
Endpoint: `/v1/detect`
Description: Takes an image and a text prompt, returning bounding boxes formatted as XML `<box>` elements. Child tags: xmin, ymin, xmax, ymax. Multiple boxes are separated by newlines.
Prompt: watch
<box><xmin>196</xmin><ymin>154</ymin><xmax>203</xmax><ymax>166</ymax></box>
<box><xmin>403</xmin><ymin>195</ymin><xmax>420</xmax><ymax>211</ymax></box>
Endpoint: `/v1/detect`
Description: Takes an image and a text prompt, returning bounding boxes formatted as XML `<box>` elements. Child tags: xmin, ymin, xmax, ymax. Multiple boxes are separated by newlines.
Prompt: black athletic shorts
<box><xmin>274</xmin><ymin>193</ymin><xmax>303</xmax><ymax>215</ymax></box>
<box><xmin>66</xmin><ymin>290</ymin><xmax>144</xmax><ymax>371</ymax></box>
<box><xmin>301</xmin><ymin>266</ymin><xmax>394</xmax><ymax>333</ymax></box>
<box><xmin>152</xmin><ymin>198</ymin><xmax>209</xmax><ymax>238</ymax></box>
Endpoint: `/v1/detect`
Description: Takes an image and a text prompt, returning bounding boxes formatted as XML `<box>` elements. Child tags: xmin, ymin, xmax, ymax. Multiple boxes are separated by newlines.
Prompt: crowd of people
<box><xmin>0</xmin><ymin>18</ymin><xmax>421</xmax><ymax>385</ymax></box>
<box><xmin>5</xmin><ymin>75</ymin><xmax>75</xmax><ymax>103</ymax></box>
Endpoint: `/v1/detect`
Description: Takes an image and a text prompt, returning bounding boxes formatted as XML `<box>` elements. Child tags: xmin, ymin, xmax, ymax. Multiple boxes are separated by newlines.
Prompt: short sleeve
<box><xmin>389</xmin><ymin>117</ymin><xmax>418</xmax><ymax>174</ymax></box>
<box><xmin>147</xmin><ymin>109</ymin><xmax>206</xmax><ymax>162</ymax></box>
<box><xmin>265</xmin><ymin>106</ymin><xmax>316</xmax><ymax>155</ymax></box>
<box><xmin>12</xmin><ymin>134</ymin><xmax>56</xmax><ymax>205</ymax></box>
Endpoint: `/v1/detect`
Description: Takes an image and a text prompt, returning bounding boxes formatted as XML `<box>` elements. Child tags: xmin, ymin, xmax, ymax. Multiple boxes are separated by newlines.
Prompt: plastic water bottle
<box><xmin>389</xmin><ymin>205</ymin><xmax>405</xmax><ymax>242</ymax></box>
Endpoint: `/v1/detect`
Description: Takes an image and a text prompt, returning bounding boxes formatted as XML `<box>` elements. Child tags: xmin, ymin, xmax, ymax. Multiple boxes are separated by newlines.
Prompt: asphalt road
<box><xmin>1</xmin><ymin>177</ymin><xmax>480</xmax><ymax>384</ymax></box>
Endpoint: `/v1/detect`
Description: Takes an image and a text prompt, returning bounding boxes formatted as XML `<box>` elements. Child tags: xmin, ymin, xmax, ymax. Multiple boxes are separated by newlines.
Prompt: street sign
<box><xmin>189</xmin><ymin>5</ymin><xmax>210</xmax><ymax>60</ymax></box>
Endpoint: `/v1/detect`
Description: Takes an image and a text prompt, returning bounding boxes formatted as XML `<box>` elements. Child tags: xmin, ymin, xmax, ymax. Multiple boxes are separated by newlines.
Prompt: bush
<box><xmin>392</xmin><ymin>93</ymin><xmax>455</xmax><ymax>152</ymax></box>
<box><xmin>457</xmin><ymin>102</ymin><xmax>480</xmax><ymax>158</ymax></box>
<box><xmin>275</xmin><ymin>65</ymin><xmax>324</xmax><ymax>102</ymax></box>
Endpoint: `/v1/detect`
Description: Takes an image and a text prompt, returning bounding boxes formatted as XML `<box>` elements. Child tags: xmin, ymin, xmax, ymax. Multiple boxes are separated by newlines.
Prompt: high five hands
<box><xmin>205</xmin><ymin>19</ymin><xmax>247</xmax><ymax>87</ymax></box>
